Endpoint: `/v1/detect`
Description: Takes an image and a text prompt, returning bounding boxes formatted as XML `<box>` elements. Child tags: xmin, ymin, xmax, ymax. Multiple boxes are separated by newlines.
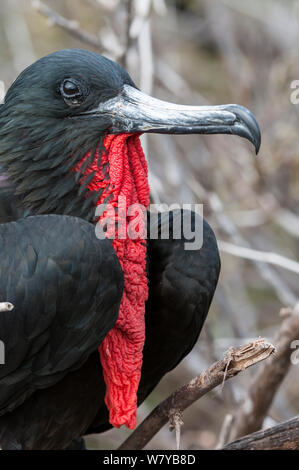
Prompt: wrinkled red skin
<box><xmin>75</xmin><ymin>134</ymin><xmax>149</xmax><ymax>429</ymax></box>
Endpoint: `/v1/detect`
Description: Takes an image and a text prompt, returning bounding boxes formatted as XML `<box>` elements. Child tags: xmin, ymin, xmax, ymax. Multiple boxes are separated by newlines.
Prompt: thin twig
<box><xmin>218</xmin><ymin>240</ymin><xmax>299</xmax><ymax>275</ymax></box>
<box><xmin>169</xmin><ymin>410</ymin><xmax>184</xmax><ymax>450</ymax></box>
<box><xmin>32</xmin><ymin>0</ymin><xmax>107</xmax><ymax>53</ymax></box>
<box><xmin>118</xmin><ymin>339</ymin><xmax>275</xmax><ymax>450</ymax></box>
<box><xmin>216</xmin><ymin>414</ymin><xmax>235</xmax><ymax>449</ymax></box>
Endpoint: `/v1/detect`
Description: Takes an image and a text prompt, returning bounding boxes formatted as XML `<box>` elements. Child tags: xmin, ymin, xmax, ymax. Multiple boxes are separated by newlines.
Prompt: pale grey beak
<box><xmin>82</xmin><ymin>85</ymin><xmax>261</xmax><ymax>154</ymax></box>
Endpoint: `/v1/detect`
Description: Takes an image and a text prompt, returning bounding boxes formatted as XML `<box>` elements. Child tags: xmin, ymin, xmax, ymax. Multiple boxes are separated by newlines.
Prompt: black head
<box><xmin>0</xmin><ymin>50</ymin><xmax>136</xmax><ymax>219</ymax></box>
<box><xmin>0</xmin><ymin>49</ymin><xmax>260</xmax><ymax>221</ymax></box>
<box><xmin>4</xmin><ymin>49</ymin><xmax>135</xmax><ymax>119</ymax></box>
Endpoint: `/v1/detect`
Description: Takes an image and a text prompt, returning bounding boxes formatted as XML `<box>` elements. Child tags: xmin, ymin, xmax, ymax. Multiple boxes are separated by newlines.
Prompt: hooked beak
<box><xmin>83</xmin><ymin>85</ymin><xmax>261</xmax><ymax>154</ymax></box>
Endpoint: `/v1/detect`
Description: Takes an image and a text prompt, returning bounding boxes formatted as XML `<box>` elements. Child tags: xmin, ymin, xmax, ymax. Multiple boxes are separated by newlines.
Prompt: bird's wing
<box><xmin>140</xmin><ymin>209</ymin><xmax>221</xmax><ymax>398</ymax></box>
<box><xmin>0</xmin><ymin>214</ymin><xmax>123</xmax><ymax>415</ymax></box>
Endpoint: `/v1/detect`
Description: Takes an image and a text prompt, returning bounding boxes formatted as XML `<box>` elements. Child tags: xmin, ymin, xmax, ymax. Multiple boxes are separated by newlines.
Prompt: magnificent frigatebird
<box><xmin>0</xmin><ymin>49</ymin><xmax>260</xmax><ymax>450</ymax></box>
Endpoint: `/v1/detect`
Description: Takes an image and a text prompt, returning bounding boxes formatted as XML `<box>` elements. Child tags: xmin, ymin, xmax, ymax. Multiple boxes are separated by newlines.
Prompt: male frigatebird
<box><xmin>0</xmin><ymin>49</ymin><xmax>260</xmax><ymax>449</ymax></box>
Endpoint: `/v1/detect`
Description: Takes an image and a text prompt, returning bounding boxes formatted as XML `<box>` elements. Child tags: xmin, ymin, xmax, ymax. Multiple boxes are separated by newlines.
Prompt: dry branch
<box><xmin>224</xmin><ymin>415</ymin><xmax>299</xmax><ymax>450</ymax></box>
<box><xmin>118</xmin><ymin>339</ymin><xmax>275</xmax><ymax>450</ymax></box>
<box><xmin>230</xmin><ymin>303</ymin><xmax>299</xmax><ymax>440</ymax></box>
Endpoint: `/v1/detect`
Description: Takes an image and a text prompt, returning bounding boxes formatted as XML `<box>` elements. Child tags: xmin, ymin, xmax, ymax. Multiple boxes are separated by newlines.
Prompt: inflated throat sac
<box><xmin>75</xmin><ymin>133</ymin><xmax>150</xmax><ymax>429</ymax></box>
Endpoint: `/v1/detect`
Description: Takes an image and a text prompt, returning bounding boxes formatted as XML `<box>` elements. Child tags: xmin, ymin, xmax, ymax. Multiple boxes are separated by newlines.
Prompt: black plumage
<box><xmin>0</xmin><ymin>49</ymin><xmax>260</xmax><ymax>449</ymax></box>
<box><xmin>0</xmin><ymin>210</ymin><xmax>219</xmax><ymax>449</ymax></box>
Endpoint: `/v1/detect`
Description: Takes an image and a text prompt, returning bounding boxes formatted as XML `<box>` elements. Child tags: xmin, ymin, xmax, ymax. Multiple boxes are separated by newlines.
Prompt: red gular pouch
<box><xmin>75</xmin><ymin>134</ymin><xmax>150</xmax><ymax>429</ymax></box>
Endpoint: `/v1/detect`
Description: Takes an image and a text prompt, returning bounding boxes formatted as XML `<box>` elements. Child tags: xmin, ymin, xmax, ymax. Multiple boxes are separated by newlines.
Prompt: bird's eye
<box><xmin>63</xmin><ymin>80</ymin><xmax>80</xmax><ymax>96</ymax></box>
<box><xmin>59</xmin><ymin>79</ymin><xmax>85</xmax><ymax>106</ymax></box>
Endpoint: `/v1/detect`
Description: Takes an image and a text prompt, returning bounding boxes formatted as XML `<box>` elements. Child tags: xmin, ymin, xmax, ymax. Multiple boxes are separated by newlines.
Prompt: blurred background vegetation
<box><xmin>1</xmin><ymin>0</ymin><xmax>299</xmax><ymax>450</ymax></box>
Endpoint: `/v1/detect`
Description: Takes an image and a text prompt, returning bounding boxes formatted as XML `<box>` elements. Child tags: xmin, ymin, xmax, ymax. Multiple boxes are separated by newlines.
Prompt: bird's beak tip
<box><xmin>228</xmin><ymin>104</ymin><xmax>261</xmax><ymax>155</ymax></box>
<box><xmin>255</xmin><ymin>141</ymin><xmax>261</xmax><ymax>155</ymax></box>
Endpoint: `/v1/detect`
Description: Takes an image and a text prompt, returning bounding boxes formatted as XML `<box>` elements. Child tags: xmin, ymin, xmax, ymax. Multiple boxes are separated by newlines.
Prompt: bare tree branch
<box><xmin>224</xmin><ymin>415</ymin><xmax>299</xmax><ymax>450</ymax></box>
<box><xmin>230</xmin><ymin>303</ymin><xmax>299</xmax><ymax>440</ymax></box>
<box><xmin>118</xmin><ymin>339</ymin><xmax>275</xmax><ymax>450</ymax></box>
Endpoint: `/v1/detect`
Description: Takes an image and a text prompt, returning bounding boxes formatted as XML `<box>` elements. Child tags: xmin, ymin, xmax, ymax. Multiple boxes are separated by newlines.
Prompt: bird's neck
<box><xmin>0</xmin><ymin>117</ymin><xmax>107</xmax><ymax>220</ymax></box>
